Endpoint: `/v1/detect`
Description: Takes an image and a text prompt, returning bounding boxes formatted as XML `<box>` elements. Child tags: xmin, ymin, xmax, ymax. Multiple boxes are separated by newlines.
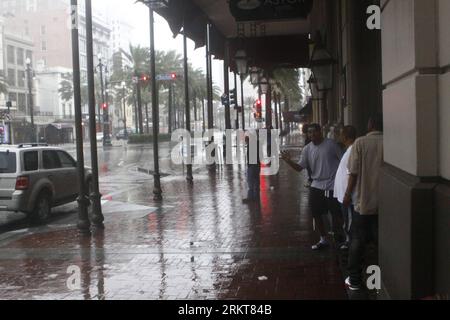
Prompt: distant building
<box><xmin>2</xmin><ymin>25</ymin><xmax>34</xmax><ymax>118</ymax></box>
<box><xmin>1</xmin><ymin>0</ymin><xmax>112</xmax><ymax>82</ymax></box>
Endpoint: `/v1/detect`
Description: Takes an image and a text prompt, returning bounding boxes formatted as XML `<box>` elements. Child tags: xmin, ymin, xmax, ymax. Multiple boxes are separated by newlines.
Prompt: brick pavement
<box><xmin>0</xmin><ymin>134</ymin><xmax>347</xmax><ymax>300</ymax></box>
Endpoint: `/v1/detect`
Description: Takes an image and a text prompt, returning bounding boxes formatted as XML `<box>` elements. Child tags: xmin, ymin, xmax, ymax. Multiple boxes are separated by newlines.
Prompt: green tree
<box><xmin>272</xmin><ymin>68</ymin><xmax>301</xmax><ymax>112</ymax></box>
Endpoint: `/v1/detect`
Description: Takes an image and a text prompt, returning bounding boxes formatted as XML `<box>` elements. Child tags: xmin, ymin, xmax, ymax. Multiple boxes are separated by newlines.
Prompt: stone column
<box><xmin>380</xmin><ymin>0</ymin><xmax>449</xmax><ymax>299</ymax></box>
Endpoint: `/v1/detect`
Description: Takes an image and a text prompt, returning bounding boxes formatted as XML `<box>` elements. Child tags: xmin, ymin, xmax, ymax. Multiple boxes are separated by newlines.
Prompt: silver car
<box><xmin>0</xmin><ymin>144</ymin><xmax>92</xmax><ymax>223</ymax></box>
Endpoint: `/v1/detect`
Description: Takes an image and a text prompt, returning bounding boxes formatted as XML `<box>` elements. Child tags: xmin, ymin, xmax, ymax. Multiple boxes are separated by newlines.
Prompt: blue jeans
<box><xmin>247</xmin><ymin>165</ymin><xmax>261</xmax><ymax>200</ymax></box>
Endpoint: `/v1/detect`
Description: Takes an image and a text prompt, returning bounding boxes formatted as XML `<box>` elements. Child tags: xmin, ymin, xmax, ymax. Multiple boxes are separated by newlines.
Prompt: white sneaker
<box><xmin>345</xmin><ymin>277</ymin><xmax>362</xmax><ymax>291</ymax></box>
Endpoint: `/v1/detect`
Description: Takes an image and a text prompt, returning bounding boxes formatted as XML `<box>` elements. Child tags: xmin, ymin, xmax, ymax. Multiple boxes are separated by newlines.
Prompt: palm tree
<box><xmin>272</xmin><ymin>68</ymin><xmax>301</xmax><ymax>112</ymax></box>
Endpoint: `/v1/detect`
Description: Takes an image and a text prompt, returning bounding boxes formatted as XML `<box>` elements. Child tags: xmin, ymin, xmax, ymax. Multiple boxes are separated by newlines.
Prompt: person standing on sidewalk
<box><xmin>302</xmin><ymin>124</ymin><xmax>313</xmax><ymax>187</ymax></box>
<box><xmin>343</xmin><ymin>115</ymin><xmax>384</xmax><ymax>291</ymax></box>
<box><xmin>243</xmin><ymin>129</ymin><xmax>261</xmax><ymax>204</ymax></box>
<box><xmin>281</xmin><ymin>124</ymin><xmax>344</xmax><ymax>250</ymax></box>
<box><xmin>333</xmin><ymin>125</ymin><xmax>357</xmax><ymax>250</ymax></box>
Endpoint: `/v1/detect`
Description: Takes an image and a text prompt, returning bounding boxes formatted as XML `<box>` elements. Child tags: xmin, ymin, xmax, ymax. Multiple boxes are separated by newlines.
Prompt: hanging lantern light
<box><xmin>249</xmin><ymin>67</ymin><xmax>260</xmax><ymax>85</ymax></box>
<box><xmin>235</xmin><ymin>50</ymin><xmax>248</xmax><ymax>76</ymax></box>
<box><xmin>259</xmin><ymin>77</ymin><xmax>269</xmax><ymax>95</ymax></box>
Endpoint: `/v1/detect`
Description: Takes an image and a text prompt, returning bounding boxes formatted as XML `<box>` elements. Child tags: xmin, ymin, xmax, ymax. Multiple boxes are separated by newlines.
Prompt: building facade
<box><xmin>308</xmin><ymin>0</ymin><xmax>449</xmax><ymax>299</ymax></box>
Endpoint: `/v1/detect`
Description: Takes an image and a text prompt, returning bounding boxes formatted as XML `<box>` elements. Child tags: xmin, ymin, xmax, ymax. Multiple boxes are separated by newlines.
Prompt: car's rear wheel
<box><xmin>30</xmin><ymin>191</ymin><xmax>51</xmax><ymax>224</ymax></box>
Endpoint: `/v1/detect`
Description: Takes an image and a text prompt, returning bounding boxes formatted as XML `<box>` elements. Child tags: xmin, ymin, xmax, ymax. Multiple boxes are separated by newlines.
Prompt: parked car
<box><xmin>0</xmin><ymin>144</ymin><xmax>92</xmax><ymax>223</ymax></box>
<box><xmin>96</xmin><ymin>132</ymin><xmax>104</xmax><ymax>142</ymax></box>
<box><xmin>116</xmin><ymin>128</ymin><xmax>134</xmax><ymax>140</ymax></box>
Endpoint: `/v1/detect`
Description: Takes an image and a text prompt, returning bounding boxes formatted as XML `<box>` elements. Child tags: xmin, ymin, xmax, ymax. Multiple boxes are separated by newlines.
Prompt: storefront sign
<box><xmin>230</xmin><ymin>0</ymin><xmax>314</xmax><ymax>22</ymax></box>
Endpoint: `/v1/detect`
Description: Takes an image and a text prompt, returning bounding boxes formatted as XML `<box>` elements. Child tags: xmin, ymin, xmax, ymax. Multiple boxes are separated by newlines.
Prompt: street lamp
<box><xmin>235</xmin><ymin>50</ymin><xmax>248</xmax><ymax>75</ymax></box>
<box><xmin>235</xmin><ymin>50</ymin><xmax>248</xmax><ymax>131</ymax></box>
<box><xmin>121</xmin><ymin>81</ymin><xmax>128</xmax><ymax>140</ymax></box>
<box><xmin>307</xmin><ymin>75</ymin><xmax>321</xmax><ymax>100</ymax></box>
<box><xmin>309</xmin><ymin>33</ymin><xmax>335</xmax><ymax>91</ymax></box>
<box><xmin>96</xmin><ymin>54</ymin><xmax>112</xmax><ymax>147</ymax></box>
<box><xmin>259</xmin><ymin>77</ymin><xmax>269</xmax><ymax>95</ymax></box>
<box><xmin>249</xmin><ymin>67</ymin><xmax>260</xmax><ymax>85</ymax></box>
<box><xmin>25</xmin><ymin>57</ymin><xmax>35</xmax><ymax>142</ymax></box>
<box><xmin>147</xmin><ymin>1</ymin><xmax>164</xmax><ymax>200</ymax></box>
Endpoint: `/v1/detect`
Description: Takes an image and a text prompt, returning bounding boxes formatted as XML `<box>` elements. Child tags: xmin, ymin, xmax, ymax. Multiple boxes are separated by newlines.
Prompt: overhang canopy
<box><xmin>143</xmin><ymin>0</ymin><xmax>314</xmax><ymax>70</ymax></box>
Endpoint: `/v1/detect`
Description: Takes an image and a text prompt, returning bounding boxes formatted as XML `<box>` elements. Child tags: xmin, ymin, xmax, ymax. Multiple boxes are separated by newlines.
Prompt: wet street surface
<box><xmin>0</xmin><ymin>135</ymin><xmax>347</xmax><ymax>300</ymax></box>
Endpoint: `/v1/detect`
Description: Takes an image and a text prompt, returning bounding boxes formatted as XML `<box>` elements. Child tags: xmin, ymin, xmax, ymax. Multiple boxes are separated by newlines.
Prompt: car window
<box><xmin>0</xmin><ymin>152</ymin><xmax>16</xmax><ymax>173</ymax></box>
<box><xmin>43</xmin><ymin>150</ymin><xmax>62</xmax><ymax>169</ymax></box>
<box><xmin>57</xmin><ymin>151</ymin><xmax>76</xmax><ymax>168</ymax></box>
<box><xmin>24</xmin><ymin>151</ymin><xmax>38</xmax><ymax>171</ymax></box>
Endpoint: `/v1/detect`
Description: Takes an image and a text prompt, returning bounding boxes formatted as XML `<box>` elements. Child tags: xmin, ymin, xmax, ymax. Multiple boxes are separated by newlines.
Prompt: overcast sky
<box><xmin>93</xmin><ymin>0</ymin><xmax>257</xmax><ymax>99</ymax></box>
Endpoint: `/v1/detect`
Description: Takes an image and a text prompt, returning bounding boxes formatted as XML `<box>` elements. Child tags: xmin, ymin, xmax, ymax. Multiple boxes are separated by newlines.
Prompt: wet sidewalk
<box><xmin>0</xmin><ymin>133</ymin><xmax>347</xmax><ymax>300</ymax></box>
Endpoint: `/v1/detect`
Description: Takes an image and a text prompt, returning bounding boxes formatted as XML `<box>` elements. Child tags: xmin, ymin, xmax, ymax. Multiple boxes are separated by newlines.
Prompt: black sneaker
<box><xmin>311</xmin><ymin>241</ymin><xmax>329</xmax><ymax>251</ymax></box>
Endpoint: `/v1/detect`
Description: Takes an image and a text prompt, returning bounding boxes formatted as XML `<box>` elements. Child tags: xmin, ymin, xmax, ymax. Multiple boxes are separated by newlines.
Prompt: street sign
<box><xmin>156</xmin><ymin>74</ymin><xmax>180</xmax><ymax>81</ymax></box>
<box><xmin>0</xmin><ymin>112</ymin><xmax>12</xmax><ymax>121</ymax></box>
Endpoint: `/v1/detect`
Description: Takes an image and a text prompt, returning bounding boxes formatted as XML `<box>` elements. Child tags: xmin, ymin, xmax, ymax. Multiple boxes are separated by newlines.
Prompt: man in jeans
<box><xmin>333</xmin><ymin>125</ymin><xmax>357</xmax><ymax>250</ymax></box>
<box><xmin>282</xmin><ymin>124</ymin><xmax>344</xmax><ymax>250</ymax></box>
<box><xmin>343</xmin><ymin>115</ymin><xmax>384</xmax><ymax>291</ymax></box>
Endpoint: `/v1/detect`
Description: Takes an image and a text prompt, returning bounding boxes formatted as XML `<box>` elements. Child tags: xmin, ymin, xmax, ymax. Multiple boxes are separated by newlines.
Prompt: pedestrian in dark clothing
<box><xmin>243</xmin><ymin>129</ymin><xmax>261</xmax><ymax>203</ymax></box>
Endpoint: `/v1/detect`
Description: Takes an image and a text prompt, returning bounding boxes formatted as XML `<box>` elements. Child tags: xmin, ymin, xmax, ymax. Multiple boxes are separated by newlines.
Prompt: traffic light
<box><xmin>101</xmin><ymin>103</ymin><xmax>108</xmax><ymax>110</ymax></box>
<box><xmin>170</xmin><ymin>73</ymin><xmax>177</xmax><ymax>80</ymax></box>
<box><xmin>229</xmin><ymin>89</ymin><xmax>237</xmax><ymax>107</ymax></box>
<box><xmin>254</xmin><ymin>99</ymin><xmax>262</xmax><ymax>119</ymax></box>
<box><xmin>221</xmin><ymin>94</ymin><xmax>229</xmax><ymax>106</ymax></box>
<box><xmin>140</xmin><ymin>74</ymin><xmax>149</xmax><ymax>82</ymax></box>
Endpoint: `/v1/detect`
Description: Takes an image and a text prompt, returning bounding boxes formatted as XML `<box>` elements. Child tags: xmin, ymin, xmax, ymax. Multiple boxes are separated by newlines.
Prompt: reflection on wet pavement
<box><xmin>0</xmin><ymin>138</ymin><xmax>346</xmax><ymax>300</ymax></box>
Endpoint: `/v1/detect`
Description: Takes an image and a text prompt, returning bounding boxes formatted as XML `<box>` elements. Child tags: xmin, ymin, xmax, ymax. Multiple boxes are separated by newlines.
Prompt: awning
<box><xmin>48</xmin><ymin>123</ymin><xmax>74</xmax><ymax>130</ymax></box>
<box><xmin>283</xmin><ymin>111</ymin><xmax>304</xmax><ymax>123</ymax></box>
<box><xmin>299</xmin><ymin>99</ymin><xmax>312</xmax><ymax>115</ymax></box>
<box><xmin>142</xmin><ymin>0</ymin><xmax>313</xmax><ymax>69</ymax></box>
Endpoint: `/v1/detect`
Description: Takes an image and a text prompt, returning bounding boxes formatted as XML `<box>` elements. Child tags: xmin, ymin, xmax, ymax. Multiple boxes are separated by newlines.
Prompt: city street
<box><xmin>0</xmin><ymin>134</ymin><xmax>347</xmax><ymax>300</ymax></box>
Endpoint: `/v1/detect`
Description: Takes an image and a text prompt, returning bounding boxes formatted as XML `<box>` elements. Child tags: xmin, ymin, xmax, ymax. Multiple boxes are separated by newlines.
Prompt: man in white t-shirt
<box><xmin>282</xmin><ymin>124</ymin><xmax>344</xmax><ymax>251</ymax></box>
<box><xmin>333</xmin><ymin>126</ymin><xmax>357</xmax><ymax>250</ymax></box>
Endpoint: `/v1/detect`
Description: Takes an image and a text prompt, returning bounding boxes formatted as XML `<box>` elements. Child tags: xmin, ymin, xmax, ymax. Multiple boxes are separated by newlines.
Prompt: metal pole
<box><xmin>103</xmin><ymin>67</ymin><xmax>112</xmax><ymax>146</ymax></box>
<box><xmin>234</xmin><ymin>72</ymin><xmax>238</xmax><ymax>129</ymax></box>
<box><xmin>122</xmin><ymin>85</ymin><xmax>128</xmax><ymax>139</ymax></box>
<box><xmin>149</xmin><ymin>7</ymin><xmax>162</xmax><ymax>201</ymax></box>
<box><xmin>26</xmin><ymin>62</ymin><xmax>35</xmax><ymax>142</ymax></box>
<box><xmin>278</xmin><ymin>93</ymin><xmax>283</xmax><ymax>132</ymax></box>
<box><xmin>70</xmin><ymin>0</ymin><xmax>90</xmax><ymax>233</ymax></box>
<box><xmin>223</xmin><ymin>41</ymin><xmax>231</xmax><ymax>130</ymax></box>
<box><xmin>206</xmin><ymin>23</ymin><xmax>213</xmax><ymax>130</ymax></box>
<box><xmin>183</xmin><ymin>31</ymin><xmax>193</xmax><ymax>182</ymax></box>
<box><xmin>145</xmin><ymin>103</ymin><xmax>149</xmax><ymax>134</ymax></box>
<box><xmin>136</xmin><ymin>81</ymin><xmax>144</xmax><ymax>134</ymax></box>
<box><xmin>202</xmin><ymin>99</ymin><xmax>205</xmax><ymax>133</ymax></box>
<box><xmin>266</xmin><ymin>84</ymin><xmax>272</xmax><ymax>129</ymax></box>
<box><xmin>274</xmin><ymin>91</ymin><xmax>279</xmax><ymax>130</ymax></box>
<box><xmin>240</xmin><ymin>75</ymin><xmax>245</xmax><ymax>131</ymax></box>
<box><xmin>168</xmin><ymin>83</ymin><xmax>173</xmax><ymax>134</ymax></box>
<box><xmin>133</xmin><ymin>86</ymin><xmax>138</xmax><ymax>134</ymax></box>
<box><xmin>85</xmin><ymin>0</ymin><xmax>104</xmax><ymax>229</ymax></box>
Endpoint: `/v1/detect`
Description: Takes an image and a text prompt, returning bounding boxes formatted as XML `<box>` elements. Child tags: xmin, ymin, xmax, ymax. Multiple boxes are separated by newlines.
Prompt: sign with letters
<box><xmin>229</xmin><ymin>0</ymin><xmax>314</xmax><ymax>22</ymax></box>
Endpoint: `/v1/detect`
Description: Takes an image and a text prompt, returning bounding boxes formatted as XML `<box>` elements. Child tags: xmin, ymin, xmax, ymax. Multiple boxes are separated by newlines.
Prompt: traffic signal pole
<box><xmin>234</xmin><ymin>73</ymin><xmax>239</xmax><ymax>129</ymax></box>
<box><xmin>183</xmin><ymin>30</ymin><xmax>193</xmax><ymax>182</ymax></box>
<box><xmin>70</xmin><ymin>0</ymin><xmax>90</xmax><ymax>233</ymax></box>
<box><xmin>149</xmin><ymin>7</ymin><xmax>162</xmax><ymax>201</ymax></box>
<box><xmin>85</xmin><ymin>0</ymin><xmax>104</xmax><ymax>229</ymax></box>
<box><xmin>223</xmin><ymin>41</ymin><xmax>231</xmax><ymax>130</ymax></box>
